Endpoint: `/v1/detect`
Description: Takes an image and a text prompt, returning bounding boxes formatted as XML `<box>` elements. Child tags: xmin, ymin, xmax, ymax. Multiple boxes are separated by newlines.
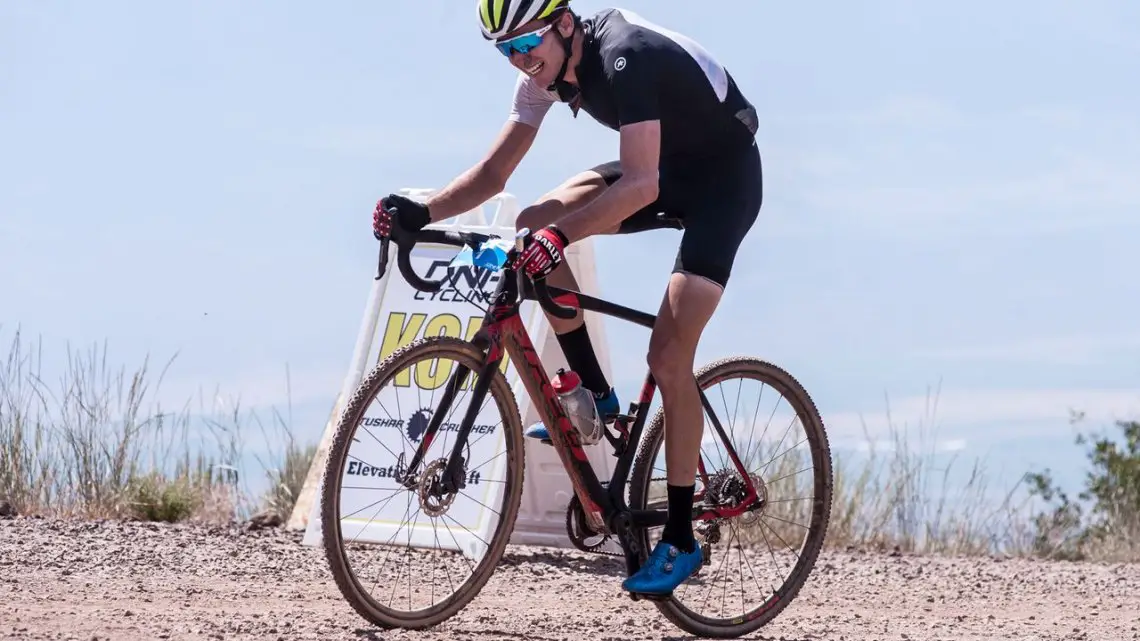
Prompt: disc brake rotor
<box><xmin>418</xmin><ymin>458</ymin><xmax>458</xmax><ymax>517</ymax></box>
<box><xmin>737</xmin><ymin>473</ymin><xmax>768</xmax><ymax>526</ymax></box>
<box><xmin>703</xmin><ymin>470</ymin><xmax>768</xmax><ymax>526</ymax></box>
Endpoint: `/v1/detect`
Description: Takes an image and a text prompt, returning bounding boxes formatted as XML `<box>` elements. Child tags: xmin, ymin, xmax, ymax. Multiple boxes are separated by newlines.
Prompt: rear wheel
<box><xmin>628</xmin><ymin>356</ymin><xmax>833</xmax><ymax>638</ymax></box>
<box><xmin>320</xmin><ymin>336</ymin><xmax>526</xmax><ymax>629</ymax></box>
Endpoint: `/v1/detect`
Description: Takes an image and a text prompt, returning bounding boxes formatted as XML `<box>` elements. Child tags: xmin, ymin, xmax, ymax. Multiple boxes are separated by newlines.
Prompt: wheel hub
<box><xmin>737</xmin><ymin>473</ymin><xmax>767</xmax><ymax>526</ymax></box>
<box><xmin>704</xmin><ymin>470</ymin><xmax>768</xmax><ymax>525</ymax></box>
<box><xmin>418</xmin><ymin>458</ymin><xmax>459</xmax><ymax>517</ymax></box>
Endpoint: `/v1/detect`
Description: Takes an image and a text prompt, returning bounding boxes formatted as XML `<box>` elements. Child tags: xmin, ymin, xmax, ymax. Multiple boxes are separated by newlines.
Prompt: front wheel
<box><xmin>628</xmin><ymin>356</ymin><xmax>833</xmax><ymax>638</ymax></box>
<box><xmin>320</xmin><ymin>336</ymin><xmax>526</xmax><ymax>630</ymax></box>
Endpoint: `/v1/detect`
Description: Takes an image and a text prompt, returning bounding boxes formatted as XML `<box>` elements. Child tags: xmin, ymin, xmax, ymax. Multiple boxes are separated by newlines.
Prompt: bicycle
<box><xmin>319</xmin><ymin>219</ymin><xmax>834</xmax><ymax>638</ymax></box>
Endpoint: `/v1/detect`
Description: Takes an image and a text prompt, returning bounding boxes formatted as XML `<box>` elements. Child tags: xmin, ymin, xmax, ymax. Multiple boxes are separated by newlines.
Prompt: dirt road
<box><xmin>2</xmin><ymin>516</ymin><xmax>1136</xmax><ymax>640</ymax></box>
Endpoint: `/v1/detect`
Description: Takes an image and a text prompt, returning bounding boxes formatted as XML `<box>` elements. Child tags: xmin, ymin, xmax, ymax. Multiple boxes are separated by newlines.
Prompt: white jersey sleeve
<box><xmin>507</xmin><ymin>72</ymin><xmax>559</xmax><ymax>129</ymax></box>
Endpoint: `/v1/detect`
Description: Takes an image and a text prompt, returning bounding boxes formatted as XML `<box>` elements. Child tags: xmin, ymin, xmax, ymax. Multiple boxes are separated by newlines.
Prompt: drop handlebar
<box><xmin>375</xmin><ymin>217</ymin><xmax>577</xmax><ymax>320</ymax></box>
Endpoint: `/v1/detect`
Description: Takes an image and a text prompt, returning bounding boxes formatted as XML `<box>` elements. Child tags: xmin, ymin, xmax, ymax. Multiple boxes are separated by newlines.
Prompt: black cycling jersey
<box><xmin>507</xmin><ymin>8</ymin><xmax>763</xmax><ymax>289</ymax></box>
<box><xmin>509</xmin><ymin>8</ymin><xmax>759</xmax><ymax>163</ymax></box>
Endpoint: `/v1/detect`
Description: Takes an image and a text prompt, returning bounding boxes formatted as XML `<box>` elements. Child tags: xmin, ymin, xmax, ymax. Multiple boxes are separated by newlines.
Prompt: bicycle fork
<box><xmin>395</xmin><ymin>354</ymin><xmax>497</xmax><ymax>494</ymax></box>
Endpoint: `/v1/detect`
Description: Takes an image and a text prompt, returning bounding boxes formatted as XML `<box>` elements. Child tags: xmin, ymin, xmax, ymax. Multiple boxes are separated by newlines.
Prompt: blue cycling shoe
<box><xmin>621</xmin><ymin>539</ymin><xmax>704</xmax><ymax>596</ymax></box>
<box><xmin>524</xmin><ymin>387</ymin><xmax>620</xmax><ymax>444</ymax></box>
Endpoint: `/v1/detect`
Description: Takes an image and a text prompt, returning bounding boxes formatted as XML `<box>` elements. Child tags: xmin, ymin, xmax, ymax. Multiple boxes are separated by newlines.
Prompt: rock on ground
<box><xmin>1</xmin><ymin>516</ymin><xmax>1138</xmax><ymax>640</ymax></box>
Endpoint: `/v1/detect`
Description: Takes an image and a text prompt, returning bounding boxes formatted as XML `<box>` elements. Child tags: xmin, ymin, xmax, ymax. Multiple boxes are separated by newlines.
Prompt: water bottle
<box><xmin>551</xmin><ymin>368</ymin><xmax>603</xmax><ymax>446</ymax></box>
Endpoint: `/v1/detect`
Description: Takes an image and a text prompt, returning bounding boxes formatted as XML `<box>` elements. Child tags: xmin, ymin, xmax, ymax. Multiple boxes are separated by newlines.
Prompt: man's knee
<box><xmin>515</xmin><ymin>170</ymin><xmax>609</xmax><ymax>233</ymax></box>
<box><xmin>515</xmin><ymin>203</ymin><xmax>559</xmax><ymax>233</ymax></box>
<box><xmin>646</xmin><ymin>272</ymin><xmax>724</xmax><ymax>391</ymax></box>
<box><xmin>647</xmin><ymin>332</ymin><xmax>697</xmax><ymax>391</ymax></box>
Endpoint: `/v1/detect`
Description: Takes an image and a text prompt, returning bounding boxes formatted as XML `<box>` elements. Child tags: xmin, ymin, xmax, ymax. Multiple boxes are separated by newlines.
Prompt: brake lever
<box><xmin>514</xmin><ymin>228</ymin><xmax>528</xmax><ymax>293</ymax></box>
<box><xmin>375</xmin><ymin>235</ymin><xmax>390</xmax><ymax>281</ymax></box>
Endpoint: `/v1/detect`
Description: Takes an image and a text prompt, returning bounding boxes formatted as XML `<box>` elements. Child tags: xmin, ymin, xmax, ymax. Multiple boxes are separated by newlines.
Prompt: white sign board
<box><xmin>289</xmin><ymin>190</ymin><xmax>617</xmax><ymax>554</ymax></box>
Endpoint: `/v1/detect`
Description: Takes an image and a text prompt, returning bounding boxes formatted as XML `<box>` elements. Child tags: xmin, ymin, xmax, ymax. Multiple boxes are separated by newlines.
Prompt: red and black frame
<box><xmin>373</xmin><ymin>224</ymin><xmax>763</xmax><ymax>579</ymax></box>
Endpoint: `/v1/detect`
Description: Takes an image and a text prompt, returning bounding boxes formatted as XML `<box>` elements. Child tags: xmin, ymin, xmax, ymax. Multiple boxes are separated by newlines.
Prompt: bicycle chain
<box><xmin>565</xmin><ymin>496</ymin><xmax>622</xmax><ymax>557</ymax></box>
<box><xmin>565</xmin><ymin>474</ymin><xmax>750</xmax><ymax>556</ymax></box>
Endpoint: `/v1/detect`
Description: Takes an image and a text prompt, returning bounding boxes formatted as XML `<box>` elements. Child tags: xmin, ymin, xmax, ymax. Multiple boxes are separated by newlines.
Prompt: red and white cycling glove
<box><xmin>372</xmin><ymin>199</ymin><xmax>393</xmax><ymax>239</ymax></box>
<box><xmin>373</xmin><ymin>194</ymin><xmax>431</xmax><ymax>240</ymax></box>
<box><xmin>514</xmin><ymin>226</ymin><xmax>569</xmax><ymax>280</ymax></box>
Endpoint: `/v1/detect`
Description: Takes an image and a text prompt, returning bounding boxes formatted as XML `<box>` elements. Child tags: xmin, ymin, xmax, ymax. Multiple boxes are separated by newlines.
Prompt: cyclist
<box><xmin>372</xmin><ymin>0</ymin><xmax>762</xmax><ymax>597</ymax></box>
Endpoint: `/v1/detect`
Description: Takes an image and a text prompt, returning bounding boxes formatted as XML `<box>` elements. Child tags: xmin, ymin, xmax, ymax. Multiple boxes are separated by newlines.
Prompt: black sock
<box><xmin>660</xmin><ymin>483</ymin><xmax>696</xmax><ymax>553</ymax></box>
<box><xmin>554</xmin><ymin>324</ymin><xmax>610</xmax><ymax>396</ymax></box>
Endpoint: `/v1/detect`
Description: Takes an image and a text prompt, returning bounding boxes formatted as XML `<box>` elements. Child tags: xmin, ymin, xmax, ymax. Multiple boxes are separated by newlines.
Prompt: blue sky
<box><xmin>3</xmin><ymin>0</ymin><xmax>1139</xmax><ymax>502</ymax></box>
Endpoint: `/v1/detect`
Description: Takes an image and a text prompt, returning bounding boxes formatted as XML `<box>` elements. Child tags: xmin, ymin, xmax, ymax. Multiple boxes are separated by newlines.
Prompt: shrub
<box><xmin>1025</xmin><ymin>415</ymin><xmax>1140</xmax><ymax>562</ymax></box>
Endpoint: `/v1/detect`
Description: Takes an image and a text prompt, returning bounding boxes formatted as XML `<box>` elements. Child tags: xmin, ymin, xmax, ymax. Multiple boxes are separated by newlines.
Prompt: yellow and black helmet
<box><xmin>476</xmin><ymin>0</ymin><xmax>570</xmax><ymax>40</ymax></box>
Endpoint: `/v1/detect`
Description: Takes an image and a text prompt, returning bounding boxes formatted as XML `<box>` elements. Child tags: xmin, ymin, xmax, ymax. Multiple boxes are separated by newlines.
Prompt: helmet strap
<box><xmin>545</xmin><ymin>9</ymin><xmax>580</xmax><ymax>102</ymax></box>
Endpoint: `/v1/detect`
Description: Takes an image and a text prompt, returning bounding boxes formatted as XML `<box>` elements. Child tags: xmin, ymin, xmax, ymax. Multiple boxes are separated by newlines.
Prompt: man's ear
<box><xmin>557</xmin><ymin>11</ymin><xmax>575</xmax><ymax>37</ymax></box>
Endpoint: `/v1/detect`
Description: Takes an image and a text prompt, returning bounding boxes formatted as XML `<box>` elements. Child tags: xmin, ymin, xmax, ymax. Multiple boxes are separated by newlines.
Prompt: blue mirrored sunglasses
<box><xmin>495</xmin><ymin>23</ymin><xmax>554</xmax><ymax>57</ymax></box>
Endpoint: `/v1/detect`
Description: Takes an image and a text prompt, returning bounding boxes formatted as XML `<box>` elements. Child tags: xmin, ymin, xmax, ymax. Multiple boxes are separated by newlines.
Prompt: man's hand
<box><xmin>373</xmin><ymin>194</ymin><xmax>431</xmax><ymax>240</ymax></box>
<box><xmin>514</xmin><ymin>226</ymin><xmax>569</xmax><ymax>280</ymax></box>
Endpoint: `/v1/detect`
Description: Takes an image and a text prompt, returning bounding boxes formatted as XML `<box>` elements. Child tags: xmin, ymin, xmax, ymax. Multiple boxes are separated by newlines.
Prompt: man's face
<box><xmin>496</xmin><ymin>14</ymin><xmax>569</xmax><ymax>86</ymax></box>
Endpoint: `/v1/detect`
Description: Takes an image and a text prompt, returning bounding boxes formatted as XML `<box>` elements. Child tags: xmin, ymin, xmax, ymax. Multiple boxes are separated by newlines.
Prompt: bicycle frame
<box><xmin>378</xmin><ymin>226</ymin><xmax>761</xmax><ymax>574</ymax></box>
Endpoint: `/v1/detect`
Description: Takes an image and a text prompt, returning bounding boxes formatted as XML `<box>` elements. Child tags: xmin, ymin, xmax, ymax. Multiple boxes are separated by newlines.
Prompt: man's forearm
<box><xmin>424</xmin><ymin>163</ymin><xmax>505</xmax><ymax>223</ymax></box>
<box><xmin>557</xmin><ymin>175</ymin><xmax>658</xmax><ymax>243</ymax></box>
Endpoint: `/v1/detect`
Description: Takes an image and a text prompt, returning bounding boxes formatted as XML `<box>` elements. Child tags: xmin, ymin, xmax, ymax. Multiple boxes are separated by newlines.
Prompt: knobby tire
<box><xmin>628</xmin><ymin>356</ymin><xmax>834</xmax><ymax>638</ymax></box>
<box><xmin>320</xmin><ymin>336</ymin><xmax>526</xmax><ymax>630</ymax></box>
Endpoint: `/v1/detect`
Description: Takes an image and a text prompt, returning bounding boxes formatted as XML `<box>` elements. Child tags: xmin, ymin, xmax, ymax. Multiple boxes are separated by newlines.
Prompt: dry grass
<box><xmin>0</xmin><ymin>327</ymin><xmax>313</xmax><ymax>524</ymax></box>
<box><xmin>641</xmin><ymin>387</ymin><xmax>1125</xmax><ymax>561</ymax></box>
<box><xmin>753</xmin><ymin>413</ymin><xmax>1038</xmax><ymax>558</ymax></box>
<box><xmin>644</xmin><ymin>428</ymin><xmax>1039</xmax><ymax>560</ymax></box>
<box><xmin>257</xmin><ymin>436</ymin><xmax>318</xmax><ymax>523</ymax></box>
<box><xmin>726</xmin><ymin>389</ymin><xmax>1140</xmax><ymax>562</ymax></box>
<box><xmin>1</xmin><ymin>327</ymin><xmax>1132</xmax><ymax>562</ymax></box>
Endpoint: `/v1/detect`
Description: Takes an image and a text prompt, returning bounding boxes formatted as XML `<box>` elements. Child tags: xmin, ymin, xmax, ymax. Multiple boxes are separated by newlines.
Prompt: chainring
<box><xmin>565</xmin><ymin>493</ymin><xmax>621</xmax><ymax>556</ymax></box>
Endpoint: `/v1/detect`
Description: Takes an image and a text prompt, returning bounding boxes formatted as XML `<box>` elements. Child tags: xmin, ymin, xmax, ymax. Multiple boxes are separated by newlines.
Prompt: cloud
<box><xmin>764</xmin><ymin>96</ymin><xmax>1140</xmax><ymax>238</ymax></box>
<box><xmin>838</xmin><ymin>437</ymin><xmax>968</xmax><ymax>454</ymax></box>
<box><xmin>253</xmin><ymin>123</ymin><xmax>495</xmax><ymax>160</ymax></box>
<box><xmin>856</xmin><ymin>95</ymin><xmax>966</xmax><ymax>129</ymax></box>
<box><xmin>771</xmin><ymin>94</ymin><xmax>967</xmax><ymax>130</ymax></box>
<box><xmin>798</xmin><ymin>156</ymin><xmax>1140</xmax><ymax>237</ymax></box>
<box><xmin>1046</xmin><ymin>2</ymin><xmax>1140</xmax><ymax>53</ymax></box>
<box><xmin>152</xmin><ymin>362</ymin><xmax>345</xmax><ymax>417</ymax></box>
<box><xmin>984</xmin><ymin>155</ymin><xmax>1140</xmax><ymax>216</ymax></box>
<box><xmin>911</xmin><ymin>332</ymin><xmax>1140</xmax><ymax>366</ymax></box>
<box><xmin>822</xmin><ymin>387</ymin><xmax>1140</xmax><ymax>441</ymax></box>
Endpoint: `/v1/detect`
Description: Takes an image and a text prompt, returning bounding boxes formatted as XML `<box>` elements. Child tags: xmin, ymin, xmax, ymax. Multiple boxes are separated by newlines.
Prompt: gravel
<box><xmin>2</xmin><ymin>515</ymin><xmax>1138</xmax><ymax>640</ymax></box>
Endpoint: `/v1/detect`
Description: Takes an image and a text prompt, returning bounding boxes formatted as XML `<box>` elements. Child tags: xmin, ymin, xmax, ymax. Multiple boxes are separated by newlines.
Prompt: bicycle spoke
<box><xmin>628</xmin><ymin>357</ymin><xmax>832</xmax><ymax>634</ymax></box>
<box><xmin>322</xmin><ymin>337</ymin><xmax>524</xmax><ymax>628</ymax></box>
